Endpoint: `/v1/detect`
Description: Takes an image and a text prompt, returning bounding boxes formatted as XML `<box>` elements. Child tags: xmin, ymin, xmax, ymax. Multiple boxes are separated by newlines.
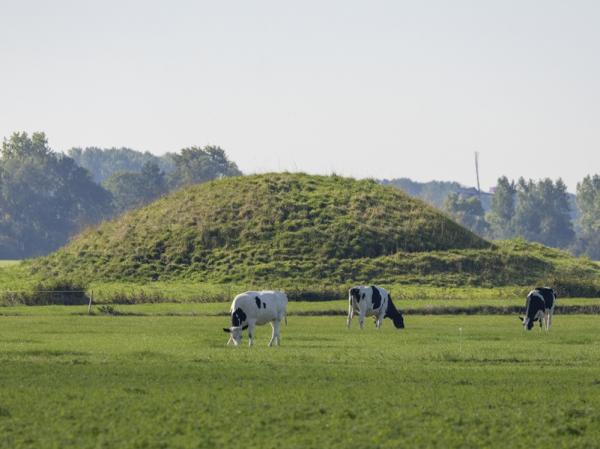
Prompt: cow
<box><xmin>223</xmin><ymin>290</ymin><xmax>288</xmax><ymax>346</ymax></box>
<box><xmin>347</xmin><ymin>285</ymin><xmax>405</xmax><ymax>330</ymax></box>
<box><xmin>520</xmin><ymin>287</ymin><xmax>556</xmax><ymax>331</ymax></box>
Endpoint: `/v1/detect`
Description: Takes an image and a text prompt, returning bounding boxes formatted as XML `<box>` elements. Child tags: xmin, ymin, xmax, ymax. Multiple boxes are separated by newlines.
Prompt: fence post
<box><xmin>87</xmin><ymin>290</ymin><xmax>93</xmax><ymax>315</ymax></box>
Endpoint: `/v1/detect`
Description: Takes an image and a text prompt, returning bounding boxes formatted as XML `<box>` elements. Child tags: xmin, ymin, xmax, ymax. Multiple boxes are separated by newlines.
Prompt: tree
<box><xmin>381</xmin><ymin>178</ymin><xmax>463</xmax><ymax>209</ymax></box>
<box><xmin>487</xmin><ymin>176</ymin><xmax>516</xmax><ymax>239</ymax></box>
<box><xmin>168</xmin><ymin>145</ymin><xmax>241</xmax><ymax>189</ymax></box>
<box><xmin>103</xmin><ymin>162</ymin><xmax>168</xmax><ymax>214</ymax></box>
<box><xmin>513</xmin><ymin>178</ymin><xmax>574</xmax><ymax>248</ymax></box>
<box><xmin>444</xmin><ymin>193</ymin><xmax>489</xmax><ymax>237</ymax></box>
<box><xmin>0</xmin><ymin>132</ymin><xmax>113</xmax><ymax>258</ymax></box>
<box><xmin>68</xmin><ymin>147</ymin><xmax>174</xmax><ymax>183</ymax></box>
<box><xmin>574</xmin><ymin>175</ymin><xmax>600</xmax><ymax>258</ymax></box>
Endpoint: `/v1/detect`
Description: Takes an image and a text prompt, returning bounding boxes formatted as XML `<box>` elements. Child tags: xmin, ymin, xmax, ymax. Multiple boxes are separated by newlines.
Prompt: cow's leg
<box><xmin>347</xmin><ymin>300</ymin><xmax>354</xmax><ymax>328</ymax></box>
<box><xmin>248</xmin><ymin>322</ymin><xmax>256</xmax><ymax>346</ymax></box>
<box><xmin>268</xmin><ymin>322</ymin><xmax>276</xmax><ymax>347</ymax></box>
<box><xmin>359</xmin><ymin>309</ymin><xmax>366</xmax><ymax>330</ymax></box>
<box><xmin>273</xmin><ymin>319</ymin><xmax>282</xmax><ymax>346</ymax></box>
<box><xmin>377</xmin><ymin>309</ymin><xmax>386</xmax><ymax>329</ymax></box>
<box><xmin>548</xmin><ymin>309</ymin><xmax>553</xmax><ymax>330</ymax></box>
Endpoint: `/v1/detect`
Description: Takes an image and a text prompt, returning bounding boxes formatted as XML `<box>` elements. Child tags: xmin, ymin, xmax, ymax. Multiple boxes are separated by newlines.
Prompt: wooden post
<box><xmin>87</xmin><ymin>290</ymin><xmax>93</xmax><ymax>315</ymax></box>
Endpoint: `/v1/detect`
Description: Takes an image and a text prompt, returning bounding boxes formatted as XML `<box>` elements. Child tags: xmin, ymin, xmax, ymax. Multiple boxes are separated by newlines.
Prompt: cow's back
<box><xmin>526</xmin><ymin>290</ymin><xmax>546</xmax><ymax>315</ymax></box>
<box><xmin>257</xmin><ymin>290</ymin><xmax>288</xmax><ymax>314</ymax></box>
<box><xmin>535</xmin><ymin>287</ymin><xmax>556</xmax><ymax>309</ymax></box>
<box><xmin>232</xmin><ymin>291</ymin><xmax>287</xmax><ymax>325</ymax></box>
<box><xmin>352</xmin><ymin>285</ymin><xmax>388</xmax><ymax>314</ymax></box>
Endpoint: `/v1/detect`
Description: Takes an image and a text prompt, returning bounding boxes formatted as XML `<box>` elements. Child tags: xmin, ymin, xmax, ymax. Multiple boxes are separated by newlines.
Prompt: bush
<box><xmin>0</xmin><ymin>278</ymin><xmax>88</xmax><ymax>305</ymax></box>
<box><xmin>540</xmin><ymin>276</ymin><xmax>600</xmax><ymax>298</ymax></box>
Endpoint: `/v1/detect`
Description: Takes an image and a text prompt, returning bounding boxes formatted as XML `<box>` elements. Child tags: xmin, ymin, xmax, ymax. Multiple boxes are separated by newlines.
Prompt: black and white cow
<box><xmin>223</xmin><ymin>290</ymin><xmax>288</xmax><ymax>346</ymax></box>
<box><xmin>520</xmin><ymin>287</ymin><xmax>556</xmax><ymax>331</ymax></box>
<box><xmin>347</xmin><ymin>285</ymin><xmax>405</xmax><ymax>330</ymax></box>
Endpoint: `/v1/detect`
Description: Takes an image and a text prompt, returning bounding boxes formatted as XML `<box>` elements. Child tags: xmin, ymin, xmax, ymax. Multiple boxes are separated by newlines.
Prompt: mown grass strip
<box><xmin>3</xmin><ymin>303</ymin><xmax>599</xmax><ymax>317</ymax></box>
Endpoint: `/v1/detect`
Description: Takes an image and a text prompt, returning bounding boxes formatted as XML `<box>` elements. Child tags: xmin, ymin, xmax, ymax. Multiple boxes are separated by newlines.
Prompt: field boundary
<box><xmin>0</xmin><ymin>304</ymin><xmax>588</xmax><ymax>317</ymax></box>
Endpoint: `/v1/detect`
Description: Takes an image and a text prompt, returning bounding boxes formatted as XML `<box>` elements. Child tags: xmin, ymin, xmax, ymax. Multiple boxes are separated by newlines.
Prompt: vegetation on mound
<box><xmin>10</xmin><ymin>173</ymin><xmax>599</xmax><ymax>299</ymax></box>
<box><xmin>30</xmin><ymin>173</ymin><xmax>491</xmax><ymax>280</ymax></box>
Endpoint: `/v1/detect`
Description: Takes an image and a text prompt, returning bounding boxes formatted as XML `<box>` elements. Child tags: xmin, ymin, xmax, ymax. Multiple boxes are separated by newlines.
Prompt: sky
<box><xmin>1</xmin><ymin>0</ymin><xmax>599</xmax><ymax>192</ymax></box>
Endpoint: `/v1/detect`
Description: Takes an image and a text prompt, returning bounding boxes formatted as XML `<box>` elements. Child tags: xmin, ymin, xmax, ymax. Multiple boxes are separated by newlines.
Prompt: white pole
<box><xmin>87</xmin><ymin>290</ymin><xmax>93</xmax><ymax>315</ymax></box>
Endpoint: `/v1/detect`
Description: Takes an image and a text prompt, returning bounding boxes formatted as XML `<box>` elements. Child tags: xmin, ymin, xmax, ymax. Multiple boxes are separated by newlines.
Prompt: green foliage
<box><xmin>444</xmin><ymin>193</ymin><xmax>489</xmax><ymax>236</ymax></box>
<box><xmin>513</xmin><ymin>177</ymin><xmax>574</xmax><ymax>248</ymax></box>
<box><xmin>70</xmin><ymin>144</ymin><xmax>241</xmax><ymax>213</ymax></box>
<box><xmin>0</xmin><ymin>132</ymin><xmax>113</xmax><ymax>258</ymax></box>
<box><xmin>1</xmin><ymin>313</ymin><xmax>600</xmax><ymax>448</ymax></box>
<box><xmin>383</xmin><ymin>178</ymin><xmax>461</xmax><ymax>208</ymax></box>
<box><xmin>0</xmin><ymin>277</ymin><xmax>88</xmax><ymax>306</ymax></box>
<box><xmin>26</xmin><ymin>174</ymin><xmax>600</xmax><ymax>291</ymax></box>
<box><xmin>103</xmin><ymin>162</ymin><xmax>168</xmax><ymax>214</ymax></box>
<box><xmin>31</xmin><ymin>173</ymin><xmax>492</xmax><ymax>282</ymax></box>
<box><xmin>68</xmin><ymin>146</ymin><xmax>175</xmax><ymax>183</ymax></box>
<box><xmin>574</xmin><ymin>175</ymin><xmax>600</xmax><ymax>259</ymax></box>
<box><xmin>167</xmin><ymin>145</ymin><xmax>241</xmax><ymax>189</ymax></box>
<box><xmin>487</xmin><ymin>176</ymin><xmax>516</xmax><ymax>239</ymax></box>
<box><xmin>487</xmin><ymin>176</ymin><xmax>574</xmax><ymax>248</ymax></box>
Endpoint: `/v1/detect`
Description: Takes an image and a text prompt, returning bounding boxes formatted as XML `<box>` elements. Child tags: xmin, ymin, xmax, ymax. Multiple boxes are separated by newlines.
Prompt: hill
<box><xmin>30</xmin><ymin>173</ymin><xmax>500</xmax><ymax>283</ymax></box>
<box><xmin>25</xmin><ymin>173</ymin><xmax>600</xmax><ymax>295</ymax></box>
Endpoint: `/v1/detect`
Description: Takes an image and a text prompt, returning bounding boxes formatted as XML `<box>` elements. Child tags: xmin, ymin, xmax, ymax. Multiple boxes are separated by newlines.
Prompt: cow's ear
<box><xmin>223</xmin><ymin>328</ymin><xmax>231</xmax><ymax>333</ymax></box>
<box><xmin>518</xmin><ymin>316</ymin><xmax>524</xmax><ymax>321</ymax></box>
<box><xmin>242</xmin><ymin>325</ymin><xmax>249</xmax><ymax>330</ymax></box>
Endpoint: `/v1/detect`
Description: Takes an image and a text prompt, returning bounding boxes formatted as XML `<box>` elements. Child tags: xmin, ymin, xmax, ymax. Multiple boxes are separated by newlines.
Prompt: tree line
<box><xmin>442</xmin><ymin>176</ymin><xmax>600</xmax><ymax>259</ymax></box>
<box><xmin>0</xmin><ymin>132</ymin><xmax>241</xmax><ymax>258</ymax></box>
<box><xmin>3</xmin><ymin>131</ymin><xmax>600</xmax><ymax>260</ymax></box>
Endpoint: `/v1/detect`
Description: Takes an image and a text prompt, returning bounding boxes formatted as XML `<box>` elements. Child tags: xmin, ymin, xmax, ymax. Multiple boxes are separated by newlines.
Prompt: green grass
<box><xmin>5</xmin><ymin>173</ymin><xmax>600</xmax><ymax>300</ymax></box>
<box><xmin>29</xmin><ymin>173</ymin><xmax>491</xmax><ymax>282</ymax></box>
<box><xmin>1</xmin><ymin>310</ymin><xmax>600</xmax><ymax>448</ymax></box>
<box><xmin>0</xmin><ymin>262</ymin><xmax>31</xmax><ymax>291</ymax></box>
<box><xmin>2</xmin><ymin>298</ymin><xmax>600</xmax><ymax>317</ymax></box>
<box><xmin>9</xmin><ymin>173</ymin><xmax>600</xmax><ymax>295</ymax></box>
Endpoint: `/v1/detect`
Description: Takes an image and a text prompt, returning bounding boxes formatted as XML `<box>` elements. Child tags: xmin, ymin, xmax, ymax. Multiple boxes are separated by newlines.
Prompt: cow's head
<box><xmin>223</xmin><ymin>325</ymin><xmax>249</xmax><ymax>345</ymax></box>
<box><xmin>519</xmin><ymin>315</ymin><xmax>534</xmax><ymax>331</ymax></box>
<box><xmin>224</xmin><ymin>307</ymin><xmax>248</xmax><ymax>345</ymax></box>
<box><xmin>392</xmin><ymin>311</ymin><xmax>405</xmax><ymax>329</ymax></box>
<box><xmin>520</xmin><ymin>311</ymin><xmax>543</xmax><ymax>331</ymax></box>
<box><xmin>349</xmin><ymin>287</ymin><xmax>361</xmax><ymax>301</ymax></box>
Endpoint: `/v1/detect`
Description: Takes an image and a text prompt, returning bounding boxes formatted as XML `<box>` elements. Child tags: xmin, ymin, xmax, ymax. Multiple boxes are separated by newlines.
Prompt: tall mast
<box><xmin>474</xmin><ymin>151</ymin><xmax>481</xmax><ymax>198</ymax></box>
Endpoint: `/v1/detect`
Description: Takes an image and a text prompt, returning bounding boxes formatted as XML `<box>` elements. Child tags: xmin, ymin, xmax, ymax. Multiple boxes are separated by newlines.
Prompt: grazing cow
<box><xmin>223</xmin><ymin>291</ymin><xmax>288</xmax><ymax>346</ymax></box>
<box><xmin>520</xmin><ymin>287</ymin><xmax>556</xmax><ymax>331</ymax></box>
<box><xmin>347</xmin><ymin>285</ymin><xmax>405</xmax><ymax>330</ymax></box>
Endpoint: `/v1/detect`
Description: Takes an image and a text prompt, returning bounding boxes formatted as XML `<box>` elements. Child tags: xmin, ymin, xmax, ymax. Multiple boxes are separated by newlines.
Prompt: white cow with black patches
<box><xmin>223</xmin><ymin>291</ymin><xmax>288</xmax><ymax>346</ymax></box>
<box><xmin>347</xmin><ymin>285</ymin><xmax>405</xmax><ymax>330</ymax></box>
<box><xmin>521</xmin><ymin>287</ymin><xmax>556</xmax><ymax>331</ymax></box>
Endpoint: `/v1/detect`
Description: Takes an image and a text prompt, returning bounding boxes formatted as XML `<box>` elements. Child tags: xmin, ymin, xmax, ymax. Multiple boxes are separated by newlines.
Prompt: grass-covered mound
<box><xmin>31</xmin><ymin>173</ymin><xmax>491</xmax><ymax>281</ymax></box>
<box><xmin>23</xmin><ymin>173</ymin><xmax>600</xmax><ymax>297</ymax></box>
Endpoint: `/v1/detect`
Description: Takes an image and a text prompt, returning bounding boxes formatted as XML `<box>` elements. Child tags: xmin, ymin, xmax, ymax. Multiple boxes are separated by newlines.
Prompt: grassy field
<box><xmin>1</xmin><ymin>308</ymin><xmax>600</xmax><ymax>448</ymax></box>
<box><xmin>2</xmin><ymin>297</ymin><xmax>600</xmax><ymax>317</ymax></box>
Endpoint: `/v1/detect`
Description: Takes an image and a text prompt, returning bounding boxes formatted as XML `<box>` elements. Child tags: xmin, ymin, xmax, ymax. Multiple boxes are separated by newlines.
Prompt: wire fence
<box><xmin>0</xmin><ymin>289</ymin><xmax>91</xmax><ymax>307</ymax></box>
<box><xmin>0</xmin><ymin>285</ymin><xmax>346</xmax><ymax>308</ymax></box>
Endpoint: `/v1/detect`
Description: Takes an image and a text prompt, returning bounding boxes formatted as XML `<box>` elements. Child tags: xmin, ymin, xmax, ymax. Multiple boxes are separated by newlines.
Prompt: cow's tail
<box><xmin>284</xmin><ymin>311</ymin><xmax>288</xmax><ymax>326</ymax></box>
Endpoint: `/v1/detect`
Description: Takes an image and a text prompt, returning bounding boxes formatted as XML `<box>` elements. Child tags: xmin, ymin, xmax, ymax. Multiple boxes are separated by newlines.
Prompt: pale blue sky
<box><xmin>1</xmin><ymin>0</ymin><xmax>599</xmax><ymax>191</ymax></box>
